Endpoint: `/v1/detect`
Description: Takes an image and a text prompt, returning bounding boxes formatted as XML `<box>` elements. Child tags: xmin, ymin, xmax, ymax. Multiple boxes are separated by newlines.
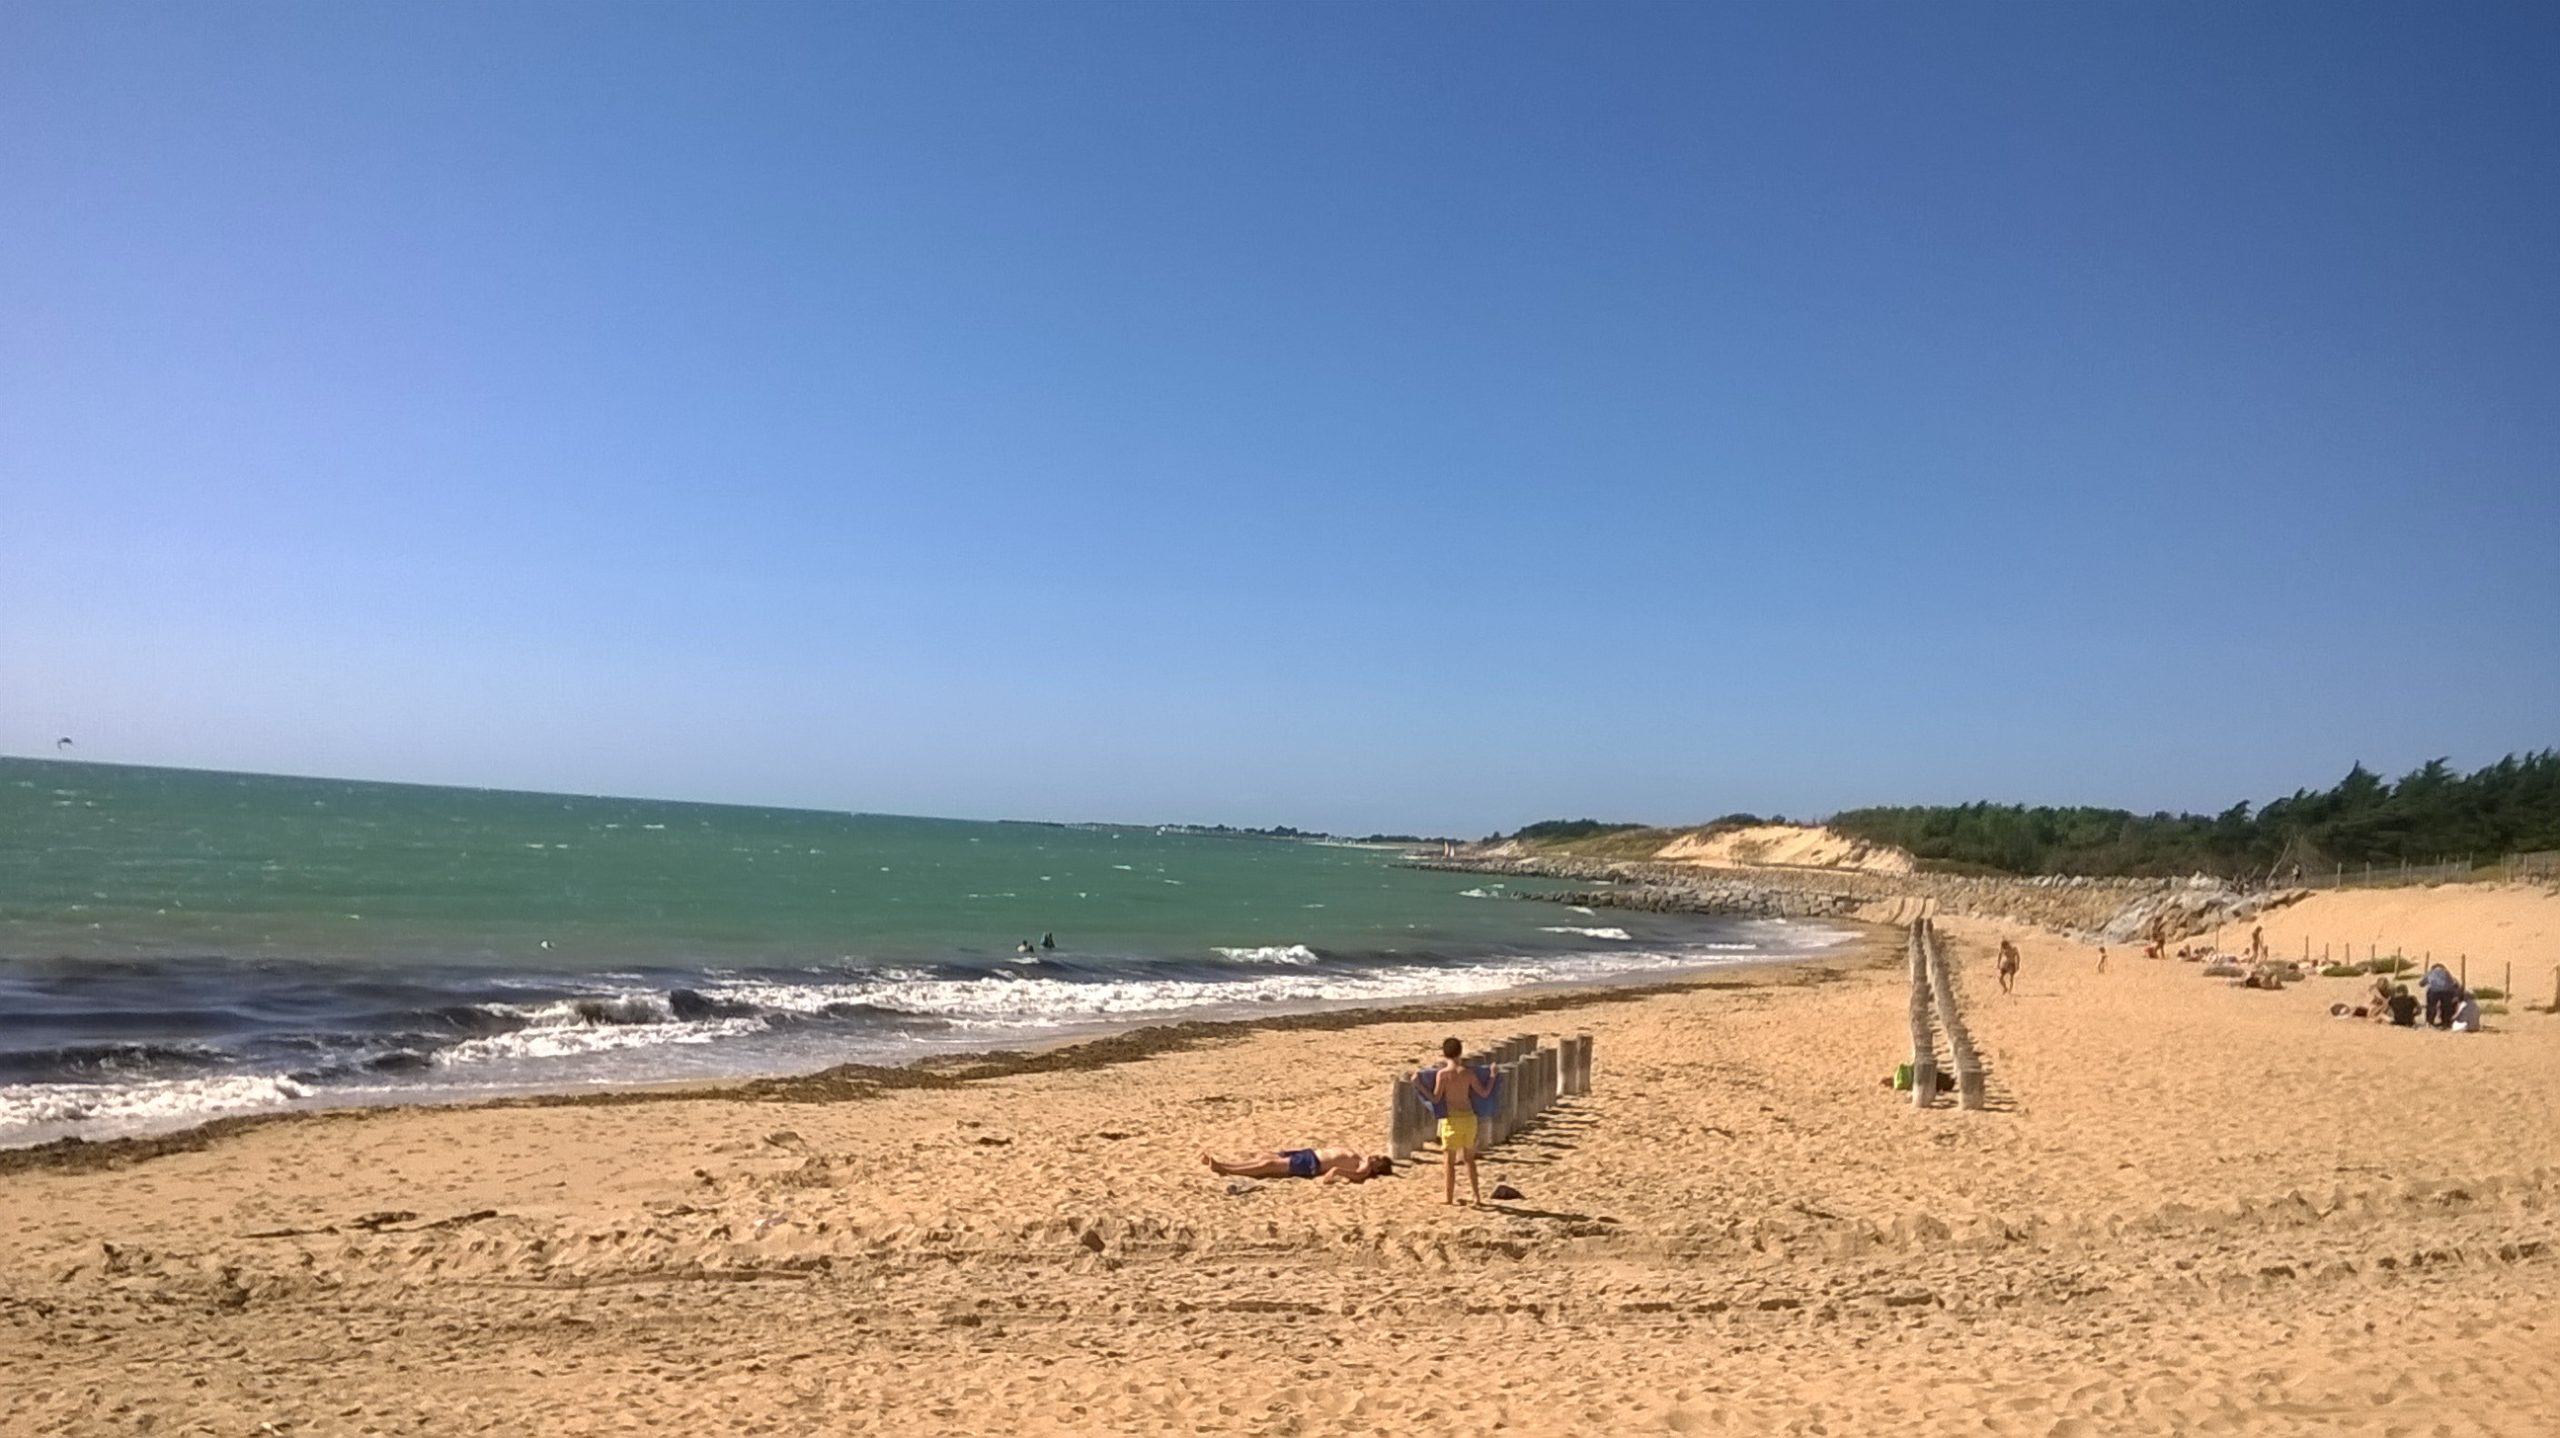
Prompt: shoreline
<box><xmin>7</xmin><ymin>906</ymin><xmax>2556</xmax><ymax>1434</ymax></box>
<box><xmin>0</xmin><ymin>927</ymin><xmax>1896</xmax><ymax>1176</ymax></box>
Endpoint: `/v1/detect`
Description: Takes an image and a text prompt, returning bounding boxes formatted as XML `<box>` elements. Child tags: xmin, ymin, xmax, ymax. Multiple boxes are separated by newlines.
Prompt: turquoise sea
<box><xmin>1</xmin><ymin>759</ymin><xmax>1847</xmax><ymax>1145</ymax></box>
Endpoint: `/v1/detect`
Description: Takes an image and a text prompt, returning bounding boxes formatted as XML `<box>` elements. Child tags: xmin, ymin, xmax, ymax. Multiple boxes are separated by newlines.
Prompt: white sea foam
<box><xmin>703</xmin><ymin>944</ymin><xmax>1753</xmax><ymax>1032</ymax></box>
<box><xmin>1540</xmin><ymin>925</ymin><xmax>1635</xmax><ymax>941</ymax></box>
<box><xmin>434</xmin><ymin>1016</ymin><xmax>764</xmax><ymax>1067</ymax></box>
<box><xmin>0</xmin><ymin>1072</ymin><xmax>312</xmax><ymax>1146</ymax></box>
<box><xmin>1212</xmin><ymin>944</ymin><xmax>1321</xmax><ymax>966</ymax></box>
<box><xmin>0</xmin><ymin>922</ymin><xmax>1857</xmax><ymax>1149</ymax></box>
<box><xmin>1458</xmin><ymin>887</ymin><xmax>1499</xmax><ymax>899</ymax></box>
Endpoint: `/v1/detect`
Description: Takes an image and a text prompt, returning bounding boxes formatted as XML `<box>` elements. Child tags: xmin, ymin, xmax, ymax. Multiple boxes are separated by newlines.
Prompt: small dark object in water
<box><xmin>669</xmin><ymin>988</ymin><xmax>756</xmax><ymax>1021</ymax></box>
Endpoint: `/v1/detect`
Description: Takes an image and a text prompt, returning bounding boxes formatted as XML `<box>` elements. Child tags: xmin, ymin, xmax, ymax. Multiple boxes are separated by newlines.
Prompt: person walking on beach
<box><xmin>2096</xmin><ymin>945</ymin><xmax>2109</xmax><ymax>974</ymax></box>
<box><xmin>1428</xmin><ymin>1037</ymin><xmax>1491</xmax><ymax>1206</ymax></box>
<box><xmin>1996</xmin><ymin>938</ymin><xmax>2021</xmax><ymax>994</ymax></box>
<box><xmin>2250</xmin><ymin>925</ymin><xmax>2267</xmax><ymax>961</ymax></box>
<box><xmin>1200</xmin><ymin>1146</ymin><xmax>1389</xmax><ymax>1184</ymax></box>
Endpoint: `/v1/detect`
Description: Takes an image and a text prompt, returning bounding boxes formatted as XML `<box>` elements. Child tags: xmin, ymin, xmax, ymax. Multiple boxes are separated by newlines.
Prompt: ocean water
<box><xmin>1</xmin><ymin>759</ymin><xmax>1849</xmax><ymax>1145</ymax></box>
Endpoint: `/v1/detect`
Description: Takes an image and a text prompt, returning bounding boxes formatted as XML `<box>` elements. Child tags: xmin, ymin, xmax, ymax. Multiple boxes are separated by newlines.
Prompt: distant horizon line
<box><xmin>0</xmin><ymin>751</ymin><xmax>1466</xmax><ymax>840</ymax></box>
<box><xmin>10</xmin><ymin>747</ymin><xmax>2545</xmax><ymax>844</ymax></box>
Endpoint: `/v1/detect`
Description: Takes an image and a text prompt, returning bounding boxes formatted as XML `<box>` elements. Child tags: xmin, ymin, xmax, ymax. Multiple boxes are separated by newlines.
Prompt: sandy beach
<box><xmin>5</xmin><ymin>895</ymin><xmax>2558</xmax><ymax>1436</ymax></box>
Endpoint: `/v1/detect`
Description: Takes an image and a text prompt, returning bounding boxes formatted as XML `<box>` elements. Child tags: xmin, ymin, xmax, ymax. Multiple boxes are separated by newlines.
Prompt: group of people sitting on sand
<box><xmin>2332</xmin><ymin>963</ymin><xmax>2484</xmax><ymax>1032</ymax></box>
<box><xmin>1201</xmin><ymin>1036</ymin><xmax>1496</xmax><ymax>1204</ymax></box>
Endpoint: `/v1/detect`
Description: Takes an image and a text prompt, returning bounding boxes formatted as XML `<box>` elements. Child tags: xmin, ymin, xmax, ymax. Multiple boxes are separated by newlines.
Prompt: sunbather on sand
<box><xmin>1201</xmin><ymin>1146</ymin><xmax>1390</xmax><ymax>1184</ymax></box>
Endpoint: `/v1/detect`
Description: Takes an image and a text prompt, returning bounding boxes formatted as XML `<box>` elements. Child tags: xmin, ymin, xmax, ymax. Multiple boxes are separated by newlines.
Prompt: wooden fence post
<box><xmin>1923</xmin><ymin>921</ymin><xmax>1986</xmax><ymax>1111</ymax></box>
<box><xmin>1908</xmin><ymin>920</ymin><xmax>1937</xmax><ymax>1110</ymax></box>
<box><xmin>1394</xmin><ymin>1069</ymin><xmax>1435</xmax><ymax>1162</ymax></box>
<box><xmin>1576</xmin><ymin>1031</ymin><xmax>1594</xmax><ymax>1094</ymax></box>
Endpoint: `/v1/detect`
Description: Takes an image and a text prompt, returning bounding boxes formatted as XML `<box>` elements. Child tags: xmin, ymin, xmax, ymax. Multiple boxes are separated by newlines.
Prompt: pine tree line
<box><xmin>1826</xmin><ymin>750</ymin><xmax>2560</xmax><ymax>879</ymax></box>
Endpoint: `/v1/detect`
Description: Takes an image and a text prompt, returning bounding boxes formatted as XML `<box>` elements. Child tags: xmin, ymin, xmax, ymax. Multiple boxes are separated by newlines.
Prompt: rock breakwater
<box><xmin>1402</xmin><ymin>856</ymin><xmax>2302</xmax><ymax>941</ymax></box>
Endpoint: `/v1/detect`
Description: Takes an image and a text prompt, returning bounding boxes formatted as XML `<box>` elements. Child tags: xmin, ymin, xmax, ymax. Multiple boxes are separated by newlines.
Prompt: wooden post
<box><xmin>1907</xmin><ymin>921</ymin><xmax>1937</xmax><ymax>1110</ymax></box>
<box><xmin>1389</xmin><ymin>1070</ymin><xmax>1421</xmax><ymax>1162</ymax></box>
<box><xmin>1923</xmin><ymin>922</ymin><xmax>1985</xmax><ymax>1111</ymax></box>
<box><xmin>1576</xmin><ymin>1031</ymin><xmax>1594</xmax><ymax>1094</ymax></box>
<box><xmin>1495</xmin><ymin>1060</ymin><xmax>1520</xmax><ymax>1147</ymax></box>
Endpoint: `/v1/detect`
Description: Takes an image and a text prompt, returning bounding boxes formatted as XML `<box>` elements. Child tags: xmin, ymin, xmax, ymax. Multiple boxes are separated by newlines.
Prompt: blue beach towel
<box><xmin>1414</xmin><ymin>1064</ymin><xmax>1499</xmax><ymax>1119</ymax></box>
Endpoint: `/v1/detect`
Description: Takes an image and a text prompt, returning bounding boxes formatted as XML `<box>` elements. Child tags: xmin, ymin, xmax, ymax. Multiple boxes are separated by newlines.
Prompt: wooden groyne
<box><xmin>1907</xmin><ymin>917</ymin><xmax>1986</xmax><ymax>1111</ymax></box>
<box><xmin>1387</xmin><ymin>1031</ymin><xmax>1591</xmax><ymax>1162</ymax></box>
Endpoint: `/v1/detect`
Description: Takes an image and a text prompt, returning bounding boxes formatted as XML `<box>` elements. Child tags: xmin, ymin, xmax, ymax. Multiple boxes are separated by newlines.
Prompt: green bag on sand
<box><xmin>1892</xmin><ymin>1062</ymin><xmax>1914</xmax><ymax>1092</ymax></box>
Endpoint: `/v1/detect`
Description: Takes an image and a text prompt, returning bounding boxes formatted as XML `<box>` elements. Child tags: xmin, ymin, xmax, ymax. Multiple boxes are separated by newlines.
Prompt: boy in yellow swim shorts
<box><xmin>1429</xmin><ymin>1036</ymin><xmax>1491</xmax><ymax>1206</ymax></box>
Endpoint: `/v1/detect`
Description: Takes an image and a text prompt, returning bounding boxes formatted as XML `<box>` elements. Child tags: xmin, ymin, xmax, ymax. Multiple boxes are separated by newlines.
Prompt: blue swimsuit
<box><xmin>1282</xmin><ymin>1148</ymin><xmax>1320</xmax><ymax>1179</ymax></box>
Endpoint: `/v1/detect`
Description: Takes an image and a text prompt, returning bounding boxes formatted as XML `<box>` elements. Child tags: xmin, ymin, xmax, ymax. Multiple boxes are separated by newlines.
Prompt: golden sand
<box><xmin>5</xmin><ymin>893</ymin><xmax>2557</xmax><ymax>1435</ymax></box>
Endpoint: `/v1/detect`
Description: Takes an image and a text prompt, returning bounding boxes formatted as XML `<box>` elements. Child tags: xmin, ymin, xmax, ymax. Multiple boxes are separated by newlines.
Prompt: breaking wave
<box><xmin>1</xmin><ymin>920</ymin><xmax>1854</xmax><ymax>1147</ymax></box>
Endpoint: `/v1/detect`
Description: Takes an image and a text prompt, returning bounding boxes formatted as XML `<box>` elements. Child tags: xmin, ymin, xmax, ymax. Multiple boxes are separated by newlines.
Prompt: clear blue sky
<box><xmin>3</xmin><ymin>2</ymin><xmax>2554</xmax><ymax>835</ymax></box>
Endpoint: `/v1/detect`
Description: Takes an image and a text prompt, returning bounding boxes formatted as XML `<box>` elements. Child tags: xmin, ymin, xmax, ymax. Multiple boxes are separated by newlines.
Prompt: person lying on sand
<box><xmin>1201</xmin><ymin>1147</ymin><xmax>1390</xmax><ymax>1184</ymax></box>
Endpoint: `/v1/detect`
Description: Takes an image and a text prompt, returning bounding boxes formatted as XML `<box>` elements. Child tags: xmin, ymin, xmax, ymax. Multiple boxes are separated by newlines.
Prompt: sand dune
<box><xmin>2212</xmin><ymin>882</ymin><xmax>2560</xmax><ymax>990</ymax></box>
<box><xmin>1656</xmin><ymin>823</ymin><xmax>1916</xmax><ymax>874</ymax></box>
<box><xmin>5</xmin><ymin>905</ymin><xmax>2557</xmax><ymax>1434</ymax></box>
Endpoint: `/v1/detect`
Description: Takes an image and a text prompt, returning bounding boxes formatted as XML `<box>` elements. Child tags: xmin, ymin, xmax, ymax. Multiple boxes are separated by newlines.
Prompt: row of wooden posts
<box><xmin>1907</xmin><ymin>918</ymin><xmax>1987</xmax><ymax>1111</ymax></box>
<box><xmin>1385</xmin><ymin>1031</ymin><xmax>1592</xmax><ymax>1162</ymax></box>
<box><xmin>2297</xmin><ymin>939</ymin><xmax>2534</xmax><ymax>1005</ymax></box>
